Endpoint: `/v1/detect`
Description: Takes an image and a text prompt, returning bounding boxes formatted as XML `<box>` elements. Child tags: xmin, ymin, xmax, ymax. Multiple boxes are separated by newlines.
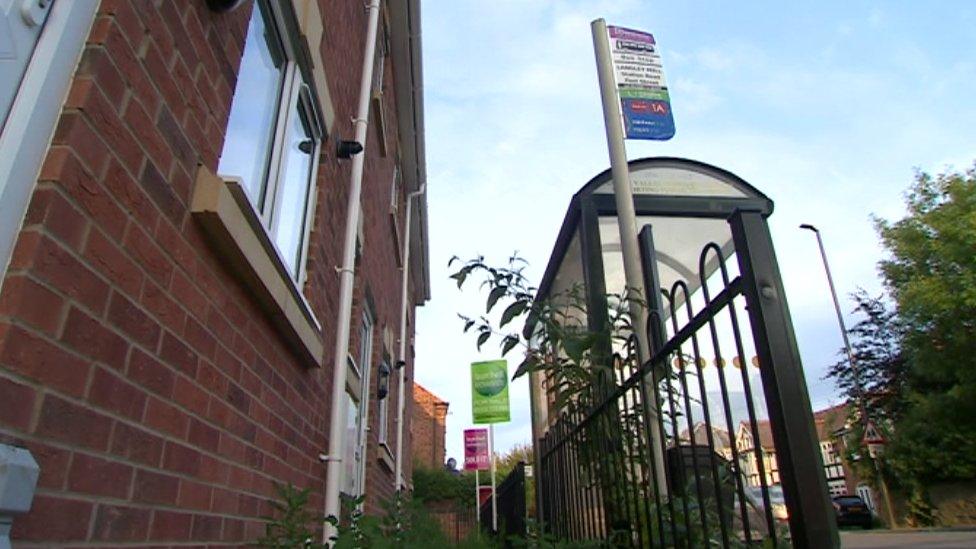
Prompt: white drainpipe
<box><xmin>323</xmin><ymin>0</ymin><xmax>382</xmax><ymax>542</ymax></box>
<box><xmin>394</xmin><ymin>182</ymin><xmax>425</xmax><ymax>491</ymax></box>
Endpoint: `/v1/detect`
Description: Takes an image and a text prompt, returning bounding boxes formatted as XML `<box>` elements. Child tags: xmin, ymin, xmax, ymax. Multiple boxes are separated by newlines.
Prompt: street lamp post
<box><xmin>800</xmin><ymin>223</ymin><xmax>896</xmax><ymax>526</ymax></box>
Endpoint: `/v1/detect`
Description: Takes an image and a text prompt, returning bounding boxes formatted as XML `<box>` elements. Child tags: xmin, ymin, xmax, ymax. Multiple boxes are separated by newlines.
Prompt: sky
<box><xmin>412</xmin><ymin>1</ymin><xmax>976</xmax><ymax>464</ymax></box>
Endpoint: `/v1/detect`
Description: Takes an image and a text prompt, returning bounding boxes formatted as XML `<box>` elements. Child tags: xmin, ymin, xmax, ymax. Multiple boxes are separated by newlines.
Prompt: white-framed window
<box><xmin>377</xmin><ymin>357</ymin><xmax>392</xmax><ymax>448</ymax></box>
<box><xmin>370</xmin><ymin>17</ymin><xmax>389</xmax><ymax>157</ymax></box>
<box><xmin>341</xmin><ymin>307</ymin><xmax>374</xmax><ymax>497</ymax></box>
<box><xmin>0</xmin><ymin>0</ymin><xmax>100</xmax><ymax>283</ymax></box>
<box><xmin>829</xmin><ymin>479</ymin><xmax>848</xmax><ymax>497</ymax></box>
<box><xmin>857</xmin><ymin>483</ymin><xmax>876</xmax><ymax>511</ymax></box>
<box><xmin>389</xmin><ymin>163</ymin><xmax>401</xmax><ymax>218</ymax></box>
<box><xmin>342</xmin><ymin>389</ymin><xmax>360</xmax><ymax>496</ymax></box>
<box><xmin>389</xmin><ymin>163</ymin><xmax>403</xmax><ymax>265</ymax></box>
<box><xmin>217</xmin><ymin>0</ymin><xmax>323</xmax><ymax>285</ymax></box>
<box><xmin>358</xmin><ymin>309</ymin><xmax>375</xmax><ymax>381</ymax></box>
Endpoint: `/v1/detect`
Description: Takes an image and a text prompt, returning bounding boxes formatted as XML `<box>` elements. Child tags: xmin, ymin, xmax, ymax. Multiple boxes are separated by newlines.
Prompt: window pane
<box><xmin>359</xmin><ymin>313</ymin><xmax>373</xmax><ymax>373</ymax></box>
<box><xmin>342</xmin><ymin>391</ymin><xmax>360</xmax><ymax>495</ymax></box>
<box><xmin>217</xmin><ymin>3</ymin><xmax>285</xmax><ymax>208</ymax></box>
<box><xmin>378</xmin><ymin>361</ymin><xmax>391</xmax><ymax>444</ymax></box>
<box><xmin>272</xmin><ymin>95</ymin><xmax>315</xmax><ymax>277</ymax></box>
<box><xmin>377</xmin><ymin>396</ymin><xmax>388</xmax><ymax>444</ymax></box>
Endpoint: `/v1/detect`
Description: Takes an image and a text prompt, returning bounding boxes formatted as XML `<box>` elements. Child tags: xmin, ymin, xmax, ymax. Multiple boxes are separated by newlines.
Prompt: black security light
<box><xmin>395</xmin><ymin>359</ymin><xmax>406</xmax><ymax>370</ymax></box>
<box><xmin>377</xmin><ymin>361</ymin><xmax>391</xmax><ymax>400</ymax></box>
<box><xmin>206</xmin><ymin>0</ymin><xmax>246</xmax><ymax>13</ymax></box>
<box><xmin>337</xmin><ymin>140</ymin><xmax>364</xmax><ymax>159</ymax></box>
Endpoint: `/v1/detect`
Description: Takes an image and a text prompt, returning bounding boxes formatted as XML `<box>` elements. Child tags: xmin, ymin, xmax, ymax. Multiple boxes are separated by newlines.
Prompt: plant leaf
<box><xmin>500</xmin><ymin>300</ymin><xmax>528</xmax><ymax>327</ymax></box>
<box><xmin>514</xmin><ymin>356</ymin><xmax>537</xmax><ymax>379</ymax></box>
<box><xmin>486</xmin><ymin>285</ymin><xmax>507</xmax><ymax>313</ymax></box>
<box><xmin>501</xmin><ymin>335</ymin><xmax>520</xmax><ymax>356</ymax></box>
<box><xmin>476</xmin><ymin>331</ymin><xmax>490</xmax><ymax>350</ymax></box>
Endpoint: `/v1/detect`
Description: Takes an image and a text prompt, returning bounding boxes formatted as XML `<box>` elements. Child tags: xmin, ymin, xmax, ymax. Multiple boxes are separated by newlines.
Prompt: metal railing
<box><xmin>481</xmin><ymin>462</ymin><xmax>527</xmax><ymax>542</ymax></box>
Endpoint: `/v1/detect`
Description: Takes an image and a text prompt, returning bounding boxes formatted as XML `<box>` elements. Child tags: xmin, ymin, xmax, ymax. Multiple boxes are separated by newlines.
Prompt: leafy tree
<box><xmin>493</xmin><ymin>442</ymin><xmax>537</xmax><ymax>519</ymax></box>
<box><xmin>825</xmin><ymin>289</ymin><xmax>909</xmax><ymax>423</ymax></box>
<box><xmin>874</xmin><ymin>165</ymin><xmax>976</xmax><ymax>483</ymax></box>
<box><xmin>494</xmin><ymin>442</ymin><xmax>533</xmax><ymax>479</ymax></box>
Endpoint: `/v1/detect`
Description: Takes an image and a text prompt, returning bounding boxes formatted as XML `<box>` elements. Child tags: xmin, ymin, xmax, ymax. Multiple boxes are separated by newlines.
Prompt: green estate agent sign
<box><xmin>471</xmin><ymin>360</ymin><xmax>510</xmax><ymax>424</ymax></box>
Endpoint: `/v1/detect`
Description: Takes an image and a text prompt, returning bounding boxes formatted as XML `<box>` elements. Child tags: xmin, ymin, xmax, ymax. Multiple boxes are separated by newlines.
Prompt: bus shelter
<box><xmin>530</xmin><ymin>157</ymin><xmax>838</xmax><ymax>548</ymax></box>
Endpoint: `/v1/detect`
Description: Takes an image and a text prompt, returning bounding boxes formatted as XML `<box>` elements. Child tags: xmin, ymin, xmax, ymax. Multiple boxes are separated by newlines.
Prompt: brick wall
<box><xmin>0</xmin><ymin>0</ymin><xmax>420</xmax><ymax>544</ymax></box>
<box><xmin>411</xmin><ymin>383</ymin><xmax>449</xmax><ymax>471</ymax></box>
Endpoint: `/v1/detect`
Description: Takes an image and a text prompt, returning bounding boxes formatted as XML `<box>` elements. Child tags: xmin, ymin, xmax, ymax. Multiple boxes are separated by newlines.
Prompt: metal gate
<box><xmin>536</xmin><ymin>203</ymin><xmax>838</xmax><ymax>547</ymax></box>
<box><xmin>481</xmin><ymin>461</ymin><xmax>528</xmax><ymax>541</ymax></box>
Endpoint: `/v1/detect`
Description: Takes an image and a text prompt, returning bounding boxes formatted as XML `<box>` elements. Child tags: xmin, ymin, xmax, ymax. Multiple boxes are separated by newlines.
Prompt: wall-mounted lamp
<box><xmin>337</xmin><ymin>140</ymin><xmax>364</xmax><ymax>159</ymax></box>
<box><xmin>206</xmin><ymin>0</ymin><xmax>246</xmax><ymax>13</ymax></box>
<box><xmin>377</xmin><ymin>361</ymin><xmax>391</xmax><ymax>400</ymax></box>
<box><xmin>395</xmin><ymin>359</ymin><xmax>406</xmax><ymax>370</ymax></box>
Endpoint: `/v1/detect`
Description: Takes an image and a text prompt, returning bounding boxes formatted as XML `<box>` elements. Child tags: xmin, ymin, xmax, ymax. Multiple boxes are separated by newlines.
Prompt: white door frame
<box><xmin>0</xmin><ymin>0</ymin><xmax>99</xmax><ymax>287</ymax></box>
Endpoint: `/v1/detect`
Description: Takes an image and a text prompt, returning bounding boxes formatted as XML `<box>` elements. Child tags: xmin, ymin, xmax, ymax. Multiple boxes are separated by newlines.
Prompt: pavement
<box><xmin>841</xmin><ymin>529</ymin><xmax>976</xmax><ymax>548</ymax></box>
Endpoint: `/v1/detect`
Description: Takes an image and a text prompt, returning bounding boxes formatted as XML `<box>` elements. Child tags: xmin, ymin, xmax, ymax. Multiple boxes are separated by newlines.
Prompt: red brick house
<box><xmin>411</xmin><ymin>383</ymin><xmax>448</xmax><ymax>471</ymax></box>
<box><xmin>0</xmin><ymin>0</ymin><xmax>427</xmax><ymax>544</ymax></box>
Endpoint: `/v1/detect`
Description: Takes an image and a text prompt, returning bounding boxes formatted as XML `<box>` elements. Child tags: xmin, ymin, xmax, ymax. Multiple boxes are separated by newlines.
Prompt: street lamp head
<box><xmin>799</xmin><ymin>223</ymin><xmax>818</xmax><ymax>232</ymax></box>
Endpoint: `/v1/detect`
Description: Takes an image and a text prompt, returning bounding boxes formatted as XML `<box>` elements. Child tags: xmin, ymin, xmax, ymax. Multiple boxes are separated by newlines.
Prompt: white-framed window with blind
<box><xmin>377</xmin><ymin>357</ymin><xmax>392</xmax><ymax>448</ymax></box>
<box><xmin>341</xmin><ymin>306</ymin><xmax>374</xmax><ymax>496</ymax></box>
<box><xmin>216</xmin><ymin>0</ymin><xmax>324</xmax><ymax>285</ymax></box>
<box><xmin>370</xmin><ymin>16</ymin><xmax>389</xmax><ymax>157</ymax></box>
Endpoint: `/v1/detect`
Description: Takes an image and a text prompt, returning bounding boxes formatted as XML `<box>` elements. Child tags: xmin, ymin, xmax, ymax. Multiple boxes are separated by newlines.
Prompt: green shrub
<box><xmin>257</xmin><ymin>482</ymin><xmax>453</xmax><ymax>548</ymax></box>
<box><xmin>412</xmin><ymin>464</ymin><xmax>478</xmax><ymax>508</ymax></box>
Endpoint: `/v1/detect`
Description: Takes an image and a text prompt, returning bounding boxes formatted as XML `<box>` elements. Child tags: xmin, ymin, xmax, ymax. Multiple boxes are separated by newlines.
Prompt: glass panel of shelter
<box><xmin>538</xmin><ymin>231</ymin><xmax>587</xmax><ymax>430</ymax></box>
<box><xmin>593</xmin><ymin>210</ymin><xmax>770</xmax><ymax>448</ymax></box>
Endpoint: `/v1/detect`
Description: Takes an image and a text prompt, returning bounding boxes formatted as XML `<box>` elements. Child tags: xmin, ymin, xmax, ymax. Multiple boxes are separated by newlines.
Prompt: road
<box><xmin>841</xmin><ymin>529</ymin><xmax>976</xmax><ymax>548</ymax></box>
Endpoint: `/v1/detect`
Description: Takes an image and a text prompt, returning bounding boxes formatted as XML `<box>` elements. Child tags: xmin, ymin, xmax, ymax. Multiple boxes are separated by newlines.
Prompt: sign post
<box><xmin>464</xmin><ymin>428</ymin><xmax>489</xmax><ymax>526</ymax></box>
<box><xmin>489</xmin><ymin>425</ymin><xmax>497</xmax><ymax>532</ymax></box>
<box><xmin>591</xmin><ymin>18</ymin><xmax>675</xmax><ymax>497</ymax></box>
<box><xmin>471</xmin><ymin>360</ymin><xmax>510</xmax><ymax>533</ymax></box>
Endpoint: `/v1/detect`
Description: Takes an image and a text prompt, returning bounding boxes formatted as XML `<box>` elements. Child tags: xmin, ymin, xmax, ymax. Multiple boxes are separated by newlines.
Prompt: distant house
<box><xmin>679</xmin><ymin>422</ymin><xmax>733</xmax><ymax>461</ymax></box>
<box><xmin>412</xmin><ymin>383</ymin><xmax>449</xmax><ymax>470</ymax></box>
<box><xmin>813</xmin><ymin>404</ymin><xmax>851</xmax><ymax>497</ymax></box>
<box><xmin>734</xmin><ymin>403</ymin><xmax>868</xmax><ymax>501</ymax></box>
<box><xmin>814</xmin><ymin>404</ymin><xmax>882</xmax><ymax>513</ymax></box>
<box><xmin>735</xmin><ymin>420</ymin><xmax>781</xmax><ymax>488</ymax></box>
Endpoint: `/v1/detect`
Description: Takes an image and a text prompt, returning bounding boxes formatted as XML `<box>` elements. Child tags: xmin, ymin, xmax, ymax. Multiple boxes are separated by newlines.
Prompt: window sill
<box><xmin>191</xmin><ymin>164</ymin><xmax>323</xmax><ymax>368</ymax></box>
<box><xmin>378</xmin><ymin>442</ymin><xmax>394</xmax><ymax>472</ymax></box>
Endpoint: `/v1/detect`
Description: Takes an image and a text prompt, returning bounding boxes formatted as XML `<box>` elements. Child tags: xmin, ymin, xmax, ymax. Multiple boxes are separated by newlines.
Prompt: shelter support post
<box><xmin>729</xmin><ymin>210</ymin><xmax>840</xmax><ymax>549</ymax></box>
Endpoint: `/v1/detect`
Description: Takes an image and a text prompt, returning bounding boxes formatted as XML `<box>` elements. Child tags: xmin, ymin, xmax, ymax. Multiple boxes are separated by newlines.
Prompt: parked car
<box><xmin>745</xmin><ymin>485</ymin><xmax>788</xmax><ymax>522</ymax></box>
<box><xmin>832</xmin><ymin>494</ymin><xmax>873</xmax><ymax>528</ymax></box>
<box><xmin>729</xmin><ymin>484</ymin><xmax>790</xmax><ymax>542</ymax></box>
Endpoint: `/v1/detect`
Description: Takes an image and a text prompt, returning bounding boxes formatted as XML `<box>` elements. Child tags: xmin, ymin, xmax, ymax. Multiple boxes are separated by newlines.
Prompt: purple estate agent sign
<box><xmin>607</xmin><ymin>25</ymin><xmax>675</xmax><ymax>140</ymax></box>
<box><xmin>464</xmin><ymin>428</ymin><xmax>489</xmax><ymax>471</ymax></box>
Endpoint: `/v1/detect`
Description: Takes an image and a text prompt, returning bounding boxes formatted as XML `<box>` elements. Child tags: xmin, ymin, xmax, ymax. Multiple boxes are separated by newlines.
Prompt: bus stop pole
<box><xmin>591</xmin><ymin>17</ymin><xmax>668</xmax><ymax>495</ymax></box>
